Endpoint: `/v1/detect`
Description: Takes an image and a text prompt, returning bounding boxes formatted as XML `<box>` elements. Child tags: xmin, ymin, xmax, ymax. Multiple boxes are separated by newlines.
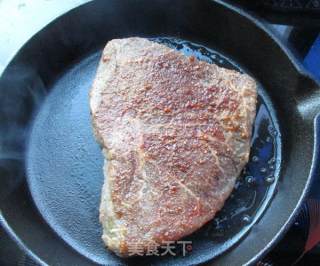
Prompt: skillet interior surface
<box><xmin>0</xmin><ymin>1</ymin><xmax>318</xmax><ymax>265</ymax></box>
<box><xmin>26</xmin><ymin>37</ymin><xmax>279</xmax><ymax>265</ymax></box>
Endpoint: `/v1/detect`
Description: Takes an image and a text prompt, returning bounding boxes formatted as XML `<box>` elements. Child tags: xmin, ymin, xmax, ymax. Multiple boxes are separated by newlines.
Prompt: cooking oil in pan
<box><xmin>147</xmin><ymin>37</ymin><xmax>280</xmax><ymax>263</ymax></box>
<box><xmin>27</xmin><ymin>37</ymin><xmax>280</xmax><ymax>266</ymax></box>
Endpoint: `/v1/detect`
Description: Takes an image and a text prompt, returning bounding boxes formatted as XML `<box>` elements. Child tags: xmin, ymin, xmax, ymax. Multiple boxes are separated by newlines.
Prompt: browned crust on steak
<box><xmin>89</xmin><ymin>37</ymin><xmax>257</xmax><ymax>256</ymax></box>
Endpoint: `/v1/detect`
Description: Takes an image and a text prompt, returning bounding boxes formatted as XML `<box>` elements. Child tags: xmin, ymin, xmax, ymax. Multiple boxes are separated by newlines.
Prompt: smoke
<box><xmin>0</xmin><ymin>63</ymin><xmax>47</xmax><ymax>196</ymax></box>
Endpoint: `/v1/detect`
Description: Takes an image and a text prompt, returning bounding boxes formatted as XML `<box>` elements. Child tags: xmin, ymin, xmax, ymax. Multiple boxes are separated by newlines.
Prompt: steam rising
<box><xmin>0</xmin><ymin>64</ymin><xmax>47</xmax><ymax>195</ymax></box>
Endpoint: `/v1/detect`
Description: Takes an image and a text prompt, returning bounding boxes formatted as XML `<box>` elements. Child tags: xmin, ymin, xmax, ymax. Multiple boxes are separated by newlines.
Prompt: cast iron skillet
<box><xmin>0</xmin><ymin>0</ymin><xmax>320</xmax><ymax>265</ymax></box>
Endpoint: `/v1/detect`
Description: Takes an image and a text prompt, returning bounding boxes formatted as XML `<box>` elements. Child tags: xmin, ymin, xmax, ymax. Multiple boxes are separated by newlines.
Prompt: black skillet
<box><xmin>0</xmin><ymin>0</ymin><xmax>320</xmax><ymax>265</ymax></box>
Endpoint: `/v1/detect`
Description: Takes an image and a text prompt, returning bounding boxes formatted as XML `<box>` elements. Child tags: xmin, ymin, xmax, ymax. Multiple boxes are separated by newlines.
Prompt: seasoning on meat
<box><xmin>89</xmin><ymin>37</ymin><xmax>257</xmax><ymax>257</ymax></box>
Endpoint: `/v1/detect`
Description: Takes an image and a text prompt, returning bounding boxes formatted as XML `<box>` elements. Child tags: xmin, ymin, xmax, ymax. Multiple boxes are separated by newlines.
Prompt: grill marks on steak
<box><xmin>90</xmin><ymin>37</ymin><xmax>257</xmax><ymax>256</ymax></box>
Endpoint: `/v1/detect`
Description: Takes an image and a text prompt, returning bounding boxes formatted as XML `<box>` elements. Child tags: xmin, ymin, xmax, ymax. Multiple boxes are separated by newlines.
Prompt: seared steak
<box><xmin>90</xmin><ymin>37</ymin><xmax>257</xmax><ymax>256</ymax></box>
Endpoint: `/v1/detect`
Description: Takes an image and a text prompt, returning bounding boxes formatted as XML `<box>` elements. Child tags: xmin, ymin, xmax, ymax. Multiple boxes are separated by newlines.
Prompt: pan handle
<box><xmin>228</xmin><ymin>0</ymin><xmax>320</xmax><ymax>26</ymax></box>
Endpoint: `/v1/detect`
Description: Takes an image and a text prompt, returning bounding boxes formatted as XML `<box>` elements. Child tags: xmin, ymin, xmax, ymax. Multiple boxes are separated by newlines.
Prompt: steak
<box><xmin>90</xmin><ymin>37</ymin><xmax>257</xmax><ymax>256</ymax></box>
